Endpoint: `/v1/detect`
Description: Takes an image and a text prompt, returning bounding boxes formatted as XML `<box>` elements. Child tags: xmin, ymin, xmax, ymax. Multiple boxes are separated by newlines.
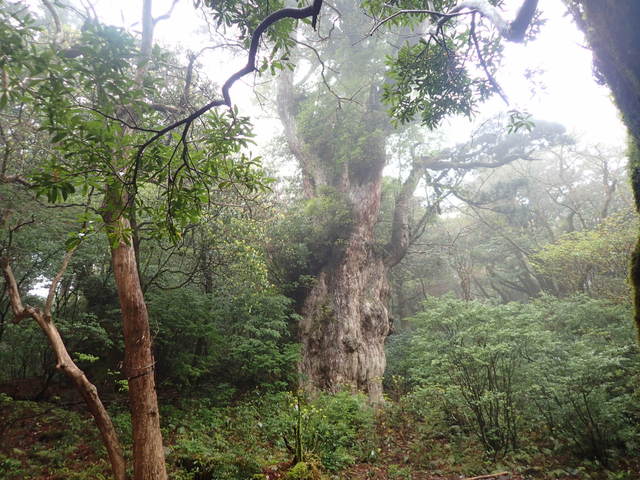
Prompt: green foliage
<box><xmin>199</xmin><ymin>0</ymin><xmax>293</xmax><ymax>55</ymax></box>
<box><xmin>383</xmin><ymin>40</ymin><xmax>492</xmax><ymax>127</ymax></box>
<box><xmin>0</xmin><ymin>310</ymin><xmax>113</xmax><ymax>386</ymax></box>
<box><xmin>532</xmin><ymin>212</ymin><xmax>636</xmax><ymax>300</ymax></box>
<box><xmin>148</xmin><ymin>288</ymin><xmax>299</xmax><ymax>392</ymax></box>
<box><xmin>387</xmin><ymin>296</ymin><xmax>640</xmax><ymax>464</ymax></box>
<box><xmin>403</xmin><ymin>297</ymin><xmax>538</xmax><ymax>456</ymax></box>
<box><xmin>0</xmin><ymin>397</ymin><xmax>111</xmax><ymax>479</ymax></box>
<box><xmin>0</xmin><ymin>1</ymin><xmax>43</xmax><ymax>109</ymax></box>
<box><xmin>525</xmin><ymin>298</ymin><xmax>640</xmax><ymax>463</ymax></box>
<box><xmin>1</xmin><ymin>1</ymin><xmax>270</xmax><ymax>246</ymax></box>
<box><xmin>198</xmin><ymin>0</ymin><xmax>303</xmax><ymax>79</ymax></box>
<box><xmin>295</xmin><ymin>89</ymin><xmax>388</xmax><ymax>177</ymax></box>
<box><xmin>285</xmin><ymin>461</ymin><xmax>324</xmax><ymax>480</ymax></box>
<box><xmin>162</xmin><ymin>391</ymin><xmax>373</xmax><ymax>479</ymax></box>
<box><xmin>278</xmin><ymin>391</ymin><xmax>375</xmax><ymax>472</ymax></box>
<box><xmin>269</xmin><ymin>188</ymin><xmax>354</xmax><ymax>294</ymax></box>
<box><xmin>359</xmin><ymin>0</ymin><xmax>509</xmax><ymax>127</ymax></box>
<box><xmin>393</xmin><ymin>134</ymin><xmax>632</xmax><ymax>306</ymax></box>
<box><xmin>507</xmin><ymin>110</ymin><xmax>535</xmax><ymax>133</ymax></box>
<box><xmin>388</xmin><ymin>464</ymin><xmax>413</xmax><ymax>480</ymax></box>
<box><xmin>165</xmin><ymin>398</ymin><xmax>279</xmax><ymax>480</ymax></box>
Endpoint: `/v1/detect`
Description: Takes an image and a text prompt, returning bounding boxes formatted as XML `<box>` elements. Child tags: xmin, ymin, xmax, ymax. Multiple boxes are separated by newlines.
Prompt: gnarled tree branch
<box><xmin>0</xmin><ymin>255</ymin><xmax>126</xmax><ymax>480</ymax></box>
<box><xmin>369</xmin><ymin>0</ymin><xmax>538</xmax><ymax>42</ymax></box>
<box><xmin>135</xmin><ymin>0</ymin><xmax>324</xmax><ymax>160</ymax></box>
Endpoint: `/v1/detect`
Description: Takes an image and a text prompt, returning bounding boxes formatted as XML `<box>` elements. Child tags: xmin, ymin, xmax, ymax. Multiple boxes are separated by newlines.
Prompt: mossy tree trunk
<box><xmin>569</xmin><ymin>0</ymin><xmax>640</xmax><ymax>337</ymax></box>
<box><xmin>278</xmin><ymin>69</ymin><xmax>396</xmax><ymax>402</ymax></box>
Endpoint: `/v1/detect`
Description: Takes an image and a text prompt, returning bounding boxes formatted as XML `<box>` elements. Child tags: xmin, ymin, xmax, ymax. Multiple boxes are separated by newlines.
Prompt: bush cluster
<box><xmin>386</xmin><ymin>296</ymin><xmax>640</xmax><ymax>467</ymax></box>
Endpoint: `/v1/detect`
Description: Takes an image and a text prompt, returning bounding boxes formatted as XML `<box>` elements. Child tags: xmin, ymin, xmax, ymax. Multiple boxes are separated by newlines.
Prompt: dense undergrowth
<box><xmin>1</xmin><ymin>296</ymin><xmax>639</xmax><ymax>480</ymax></box>
<box><xmin>1</xmin><ymin>389</ymin><xmax>638</xmax><ymax>480</ymax></box>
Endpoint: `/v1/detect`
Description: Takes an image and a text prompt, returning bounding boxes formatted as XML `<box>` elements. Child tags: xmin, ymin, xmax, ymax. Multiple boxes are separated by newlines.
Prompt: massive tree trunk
<box><xmin>298</xmin><ymin>170</ymin><xmax>391</xmax><ymax>402</ymax></box>
<box><xmin>278</xmin><ymin>67</ymin><xmax>415</xmax><ymax>402</ymax></box>
<box><xmin>276</xmin><ymin>0</ymin><xmax>555</xmax><ymax>400</ymax></box>
<box><xmin>569</xmin><ymin>0</ymin><xmax>640</xmax><ymax>336</ymax></box>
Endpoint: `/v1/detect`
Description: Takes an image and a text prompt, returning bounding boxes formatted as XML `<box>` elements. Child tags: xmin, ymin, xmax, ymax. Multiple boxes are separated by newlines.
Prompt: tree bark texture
<box><xmin>278</xmin><ymin>67</ymin><xmax>402</xmax><ymax>402</ymax></box>
<box><xmin>108</xmin><ymin>214</ymin><xmax>167</xmax><ymax>480</ymax></box>
<box><xmin>298</xmin><ymin>174</ymin><xmax>391</xmax><ymax>402</ymax></box>
<box><xmin>103</xmin><ymin>186</ymin><xmax>167</xmax><ymax>480</ymax></box>
<box><xmin>569</xmin><ymin>0</ymin><xmax>640</xmax><ymax>337</ymax></box>
<box><xmin>1</xmin><ymin>257</ymin><xmax>126</xmax><ymax>480</ymax></box>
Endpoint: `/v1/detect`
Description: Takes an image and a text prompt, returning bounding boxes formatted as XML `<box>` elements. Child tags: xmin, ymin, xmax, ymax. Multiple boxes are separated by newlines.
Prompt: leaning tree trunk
<box><xmin>1</xmin><ymin>255</ymin><xmax>126</xmax><ymax>480</ymax></box>
<box><xmin>569</xmin><ymin>0</ymin><xmax>640</xmax><ymax>337</ymax></box>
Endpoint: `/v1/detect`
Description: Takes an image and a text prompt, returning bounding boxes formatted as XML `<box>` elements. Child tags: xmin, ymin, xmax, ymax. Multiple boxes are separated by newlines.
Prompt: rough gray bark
<box><xmin>299</xmin><ymin>225</ymin><xmax>391</xmax><ymax>401</ymax></box>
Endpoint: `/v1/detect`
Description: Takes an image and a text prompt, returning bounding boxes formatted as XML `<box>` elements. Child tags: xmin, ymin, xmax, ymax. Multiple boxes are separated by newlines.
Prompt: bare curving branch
<box><xmin>420</xmin><ymin>151</ymin><xmax>536</xmax><ymax>171</ymax></box>
<box><xmin>383</xmin><ymin>123</ymin><xmax>551</xmax><ymax>267</ymax></box>
<box><xmin>470</xmin><ymin>13</ymin><xmax>508</xmax><ymax>104</ymax></box>
<box><xmin>41</xmin><ymin>0</ymin><xmax>61</xmax><ymax>43</ymax></box>
<box><xmin>135</xmin><ymin>0</ymin><xmax>325</xmax><ymax>160</ymax></box>
<box><xmin>368</xmin><ymin>9</ymin><xmax>464</xmax><ymax>37</ymax></box>
<box><xmin>369</xmin><ymin>0</ymin><xmax>538</xmax><ymax>42</ymax></box>
<box><xmin>384</xmin><ymin>150</ymin><xmax>446</xmax><ymax>267</ymax></box>
<box><xmin>446</xmin><ymin>0</ymin><xmax>539</xmax><ymax>41</ymax></box>
<box><xmin>153</xmin><ymin>0</ymin><xmax>179</xmax><ymax>26</ymax></box>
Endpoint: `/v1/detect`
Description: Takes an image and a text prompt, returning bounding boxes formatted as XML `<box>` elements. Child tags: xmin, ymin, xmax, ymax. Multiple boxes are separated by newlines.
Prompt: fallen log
<box><xmin>462</xmin><ymin>473</ymin><xmax>511</xmax><ymax>480</ymax></box>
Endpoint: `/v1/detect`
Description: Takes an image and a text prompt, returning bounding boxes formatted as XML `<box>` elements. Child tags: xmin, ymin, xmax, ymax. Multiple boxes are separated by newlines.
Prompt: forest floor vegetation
<box><xmin>1</xmin><ymin>386</ymin><xmax>638</xmax><ymax>480</ymax></box>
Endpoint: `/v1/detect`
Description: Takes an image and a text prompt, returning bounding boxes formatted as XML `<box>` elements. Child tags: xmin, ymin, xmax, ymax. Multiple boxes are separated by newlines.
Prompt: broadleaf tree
<box><xmin>0</xmin><ymin>0</ymin><xmax>274</xmax><ymax>477</ymax></box>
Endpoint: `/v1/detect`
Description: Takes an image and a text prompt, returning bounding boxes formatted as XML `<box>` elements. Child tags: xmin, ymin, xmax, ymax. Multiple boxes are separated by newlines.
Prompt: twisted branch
<box><xmin>134</xmin><ymin>0</ymin><xmax>324</xmax><ymax>161</ymax></box>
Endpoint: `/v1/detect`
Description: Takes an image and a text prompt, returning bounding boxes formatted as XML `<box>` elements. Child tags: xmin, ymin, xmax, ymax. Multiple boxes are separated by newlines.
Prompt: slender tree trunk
<box><xmin>111</xmin><ymin>242</ymin><xmax>166</xmax><ymax>480</ymax></box>
<box><xmin>99</xmin><ymin>2</ymin><xmax>167</xmax><ymax>476</ymax></box>
<box><xmin>105</xmin><ymin>207</ymin><xmax>167</xmax><ymax>480</ymax></box>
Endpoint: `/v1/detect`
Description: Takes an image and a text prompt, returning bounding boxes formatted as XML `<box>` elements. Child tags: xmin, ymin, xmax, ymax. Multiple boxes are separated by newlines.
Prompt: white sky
<box><xmin>86</xmin><ymin>0</ymin><xmax>626</xmax><ymax>156</ymax></box>
<box><xmin>444</xmin><ymin>0</ymin><xmax>624</xmax><ymax>146</ymax></box>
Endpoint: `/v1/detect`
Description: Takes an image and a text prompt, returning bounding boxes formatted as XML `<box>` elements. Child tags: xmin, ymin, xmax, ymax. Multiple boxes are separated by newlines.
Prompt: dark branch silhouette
<box><xmin>134</xmin><ymin>0</ymin><xmax>324</xmax><ymax>162</ymax></box>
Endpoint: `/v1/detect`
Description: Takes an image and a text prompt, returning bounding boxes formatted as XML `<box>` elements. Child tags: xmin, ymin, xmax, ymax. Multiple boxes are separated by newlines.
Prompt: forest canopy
<box><xmin>1</xmin><ymin>1</ymin><xmax>639</xmax><ymax>480</ymax></box>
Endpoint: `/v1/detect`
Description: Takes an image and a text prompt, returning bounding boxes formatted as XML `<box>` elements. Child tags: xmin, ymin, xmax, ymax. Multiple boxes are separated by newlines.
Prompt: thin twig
<box><xmin>471</xmin><ymin>13</ymin><xmax>508</xmax><ymax>104</ymax></box>
<box><xmin>44</xmin><ymin>247</ymin><xmax>76</xmax><ymax>318</ymax></box>
<box><xmin>368</xmin><ymin>9</ymin><xmax>464</xmax><ymax>37</ymax></box>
